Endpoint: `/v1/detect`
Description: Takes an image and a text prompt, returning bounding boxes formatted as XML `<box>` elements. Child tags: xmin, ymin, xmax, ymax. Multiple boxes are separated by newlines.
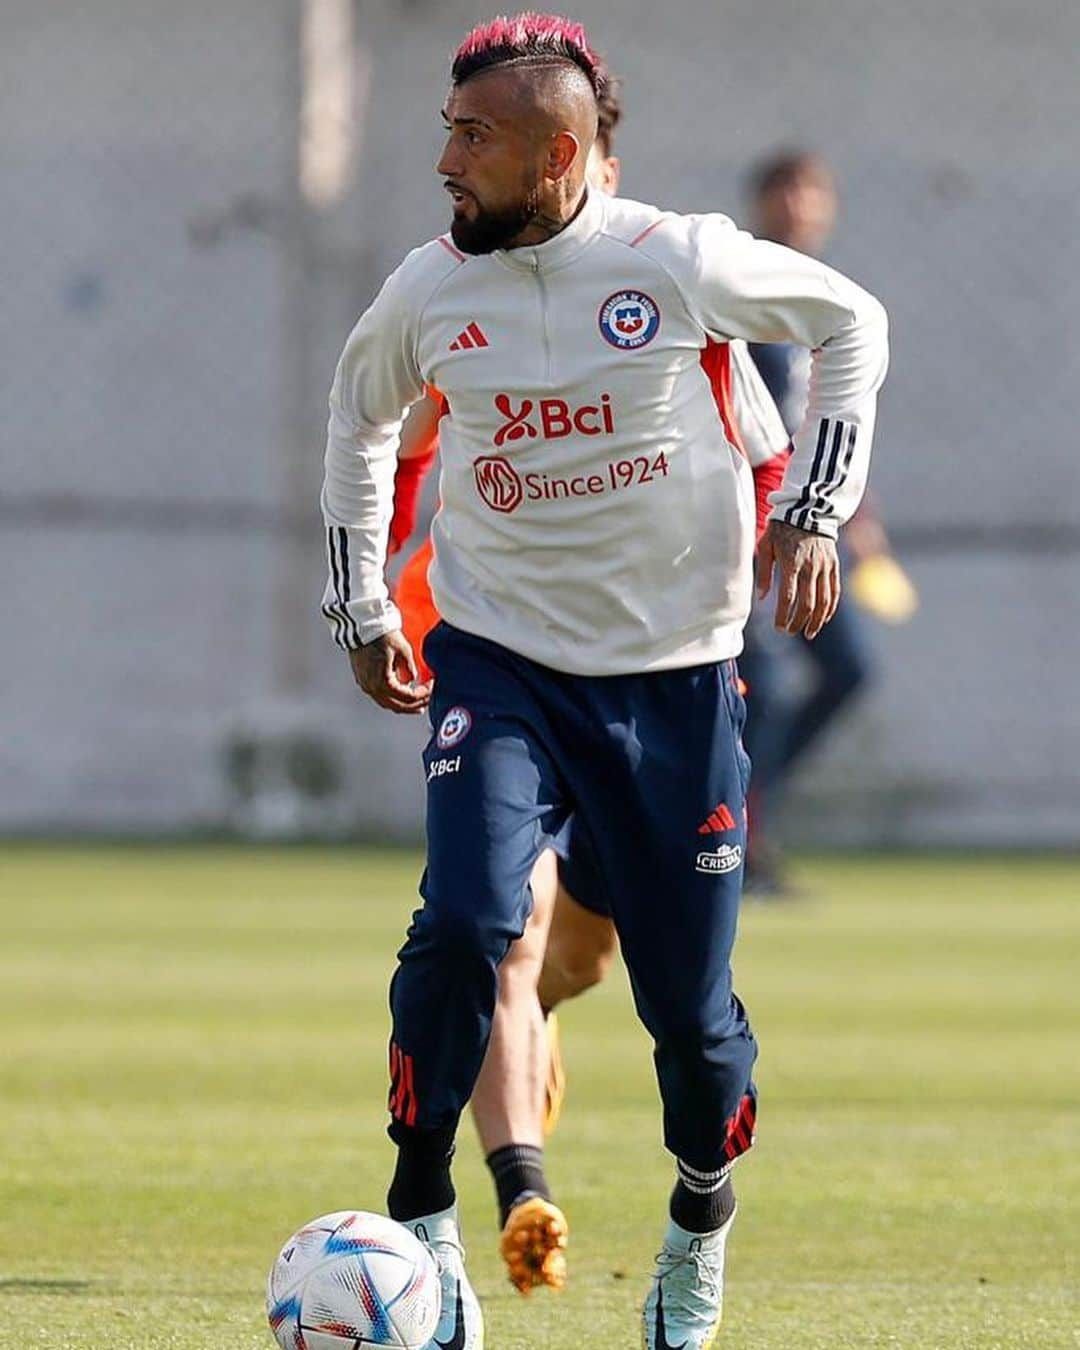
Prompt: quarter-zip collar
<box><xmin>494</xmin><ymin>188</ymin><xmax>605</xmax><ymax>275</ymax></box>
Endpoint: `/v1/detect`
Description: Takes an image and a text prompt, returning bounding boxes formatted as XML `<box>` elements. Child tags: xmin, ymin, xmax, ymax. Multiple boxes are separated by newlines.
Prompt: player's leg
<box><xmin>386</xmin><ymin>624</ymin><xmax>569</xmax><ymax>1347</ymax></box>
<box><xmin>470</xmin><ymin>849</ymin><xmax>556</xmax><ymax>1154</ymax></box>
<box><xmin>476</xmin><ymin>832</ymin><xmax>620</xmax><ymax>1294</ymax></box>
<box><xmin>537</xmin><ymin>858</ymin><xmax>619</xmax><ymax>1014</ymax></box>
<box><xmin>469</xmin><ymin>848</ymin><xmax>569</xmax><ymax>1294</ymax></box>
<box><xmin>531</xmin><ymin>828</ymin><xmax>620</xmax><ymax>1150</ymax></box>
<box><xmin>565</xmin><ymin>659</ymin><xmax>756</xmax><ymax>1349</ymax></box>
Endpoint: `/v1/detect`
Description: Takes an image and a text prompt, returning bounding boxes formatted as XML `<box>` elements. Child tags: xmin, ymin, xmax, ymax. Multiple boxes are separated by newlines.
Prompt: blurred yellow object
<box><xmin>542</xmin><ymin>1011</ymin><xmax>566</xmax><ymax>1137</ymax></box>
<box><xmin>848</xmin><ymin>553</ymin><xmax>919</xmax><ymax>624</ymax></box>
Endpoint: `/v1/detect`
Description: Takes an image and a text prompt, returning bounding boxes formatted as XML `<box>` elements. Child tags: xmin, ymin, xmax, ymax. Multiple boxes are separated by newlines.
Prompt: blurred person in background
<box><xmin>386</xmin><ymin>72</ymin><xmax>793</xmax><ymax>1300</ymax></box>
<box><xmin>741</xmin><ymin>150</ymin><xmax>914</xmax><ymax>895</ymax></box>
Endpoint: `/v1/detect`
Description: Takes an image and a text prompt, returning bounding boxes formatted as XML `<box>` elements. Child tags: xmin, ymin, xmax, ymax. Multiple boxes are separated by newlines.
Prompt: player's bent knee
<box><xmin>654</xmin><ymin>1000</ymin><xmax>753</xmax><ymax>1053</ymax></box>
<box><xmin>413</xmin><ymin>902</ymin><xmax>519</xmax><ymax>969</ymax></box>
<box><xmin>561</xmin><ymin>946</ymin><xmax>615</xmax><ymax>998</ymax></box>
<box><xmin>543</xmin><ymin>922</ymin><xmax>617</xmax><ymax>1001</ymax></box>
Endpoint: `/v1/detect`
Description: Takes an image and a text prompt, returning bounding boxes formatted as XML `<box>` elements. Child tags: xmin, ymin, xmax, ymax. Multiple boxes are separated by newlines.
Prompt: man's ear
<box><xmin>545</xmin><ymin>130</ymin><xmax>581</xmax><ymax>182</ymax></box>
<box><xmin>601</xmin><ymin>155</ymin><xmax>621</xmax><ymax>195</ymax></box>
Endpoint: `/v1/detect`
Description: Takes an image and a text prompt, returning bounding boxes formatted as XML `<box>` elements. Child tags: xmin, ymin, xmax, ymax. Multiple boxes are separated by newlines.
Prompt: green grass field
<box><xmin>1</xmin><ymin>847</ymin><xmax>1077</xmax><ymax>1349</ymax></box>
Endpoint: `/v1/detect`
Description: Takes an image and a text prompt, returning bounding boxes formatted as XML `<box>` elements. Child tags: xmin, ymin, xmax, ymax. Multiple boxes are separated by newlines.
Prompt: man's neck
<box><xmin>507</xmin><ymin>185</ymin><xmax>588</xmax><ymax>249</ymax></box>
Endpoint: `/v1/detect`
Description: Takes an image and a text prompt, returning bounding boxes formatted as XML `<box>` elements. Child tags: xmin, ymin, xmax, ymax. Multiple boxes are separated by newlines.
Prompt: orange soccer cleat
<box><xmin>499</xmin><ymin>1196</ymin><xmax>569</xmax><ymax>1295</ymax></box>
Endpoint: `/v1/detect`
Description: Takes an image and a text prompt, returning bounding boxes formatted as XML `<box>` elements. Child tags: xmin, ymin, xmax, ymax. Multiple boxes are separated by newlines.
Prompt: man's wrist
<box><xmin>767</xmin><ymin>514</ymin><xmax>839</xmax><ymax>542</ymax></box>
<box><xmin>357</xmin><ymin>607</ymin><xmax>403</xmax><ymax>647</ymax></box>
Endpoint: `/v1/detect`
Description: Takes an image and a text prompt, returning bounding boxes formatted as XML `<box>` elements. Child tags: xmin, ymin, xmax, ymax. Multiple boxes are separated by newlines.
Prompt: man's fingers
<box><xmin>382</xmin><ymin>685</ymin><xmax>431</xmax><ymax>713</ymax></box>
<box><xmin>367</xmin><ymin>670</ymin><xmax>430</xmax><ymax>714</ymax></box>
<box><xmin>762</xmin><ymin>523</ymin><xmax>842</xmax><ymax>639</ymax></box>
<box><xmin>385</xmin><ymin>650</ymin><xmax>432</xmax><ymax>706</ymax></box>
<box><xmin>774</xmin><ymin>564</ymin><xmax>798</xmax><ymax>630</ymax></box>
<box><xmin>757</xmin><ymin>532</ymin><xmax>775</xmax><ymax>599</ymax></box>
<box><xmin>827</xmin><ymin>564</ymin><xmax>842</xmax><ymax>625</ymax></box>
<box><xmin>377</xmin><ymin>692</ymin><xmax>429</xmax><ymax>715</ymax></box>
<box><xmin>374</xmin><ymin>695</ymin><xmax>425</xmax><ymax>715</ymax></box>
<box><xmin>788</xmin><ymin>560</ymin><xmax>818</xmax><ymax>635</ymax></box>
<box><xmin>377</xmin><ymin>661</ymin><xmax>430</xmax><ymax>708</ymax></box>
<box><xmin>807</xmin><ymin>558</ymin><xmax>841</xmax><ymax>638</ymax></box>
<box><xmin>348</xmin><ymin>633</ymin><xmax>432</xmax><ymax>713</ymax></box>
<box><xmin>393</xmin><ymin>638</ymin><xmax>421</xmax><ymax>686</ymax></box>
<box><xmin>803</xmin><ymin>563</ymin><xmax>832</xmax><ymax>639</ymax></box>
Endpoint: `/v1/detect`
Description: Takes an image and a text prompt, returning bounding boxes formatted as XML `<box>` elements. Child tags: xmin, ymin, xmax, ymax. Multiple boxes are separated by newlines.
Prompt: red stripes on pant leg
<box><xmin>401</xmin><ymin>1050</ymin><xmax>417</xmax><ymax>1126</ymax></box>
<box><xmin>388</xmin><ymin>1043</ymin><xmax>401</xmax><ymax>1118</ymax></box>
<box><xmin>388</xmin><ymin>1041</ymin><xmax>418</xmax><ymax>1127</ymax></box>
<box><xmin>721</xmin><ymin>1091</ymin><xmax>758</xmax><ymax>1163</ymax></box>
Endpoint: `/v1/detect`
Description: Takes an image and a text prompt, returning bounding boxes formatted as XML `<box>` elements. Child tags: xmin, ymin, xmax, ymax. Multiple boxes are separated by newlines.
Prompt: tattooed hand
<box><xmin>756</xmin><ymin>520</ymin><xmax>841</xmax><ymax>641</ymax></box>
<box><xmin>348</xmin><ymin>631</ymin><xmax>432</xmax><ymax>715</ymax></box>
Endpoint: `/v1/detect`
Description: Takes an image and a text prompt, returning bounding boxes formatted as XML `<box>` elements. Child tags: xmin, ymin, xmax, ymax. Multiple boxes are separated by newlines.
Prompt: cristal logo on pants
<box><xmin>695</xmin><ymin>843</ymin><xmax>743</xmax><ymax>875</ymax></box>
<box><xmin>492</xmin><ymin>393</ymin><xmax>614</xmax><ymax>446</ymax></box>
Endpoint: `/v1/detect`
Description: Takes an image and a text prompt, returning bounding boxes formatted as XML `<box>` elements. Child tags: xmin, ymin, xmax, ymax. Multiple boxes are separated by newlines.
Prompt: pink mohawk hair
<box><xmin>451</xmin><ymin>12</ymin><xmax>607</xmax><ymax>96</ymax></box>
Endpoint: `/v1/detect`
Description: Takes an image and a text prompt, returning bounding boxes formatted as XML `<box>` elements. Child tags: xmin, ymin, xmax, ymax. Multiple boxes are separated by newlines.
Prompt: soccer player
<box><xmin>385</xmin><ymin>76</ymin><xmax>794</xmax><ymax>1301</ymax></box>
<box><xmin>320</xmin><ymin>15</ymin><xmax>888</xmax><ymax>1349</ymax></box>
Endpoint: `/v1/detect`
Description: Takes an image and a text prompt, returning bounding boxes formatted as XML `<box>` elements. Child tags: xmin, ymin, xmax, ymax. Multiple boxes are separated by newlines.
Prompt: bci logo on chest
<box><xmin>492</xmin><ymin>393</ymin><xmax>614</xmax><ymax>447</ymax></box>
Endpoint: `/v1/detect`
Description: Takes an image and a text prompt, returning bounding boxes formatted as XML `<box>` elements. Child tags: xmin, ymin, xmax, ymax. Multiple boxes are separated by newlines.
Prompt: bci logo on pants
<box><xmin>427</xmin><ymin>755</ymin><xmax>462</xmax><ymax>783</ymax></box>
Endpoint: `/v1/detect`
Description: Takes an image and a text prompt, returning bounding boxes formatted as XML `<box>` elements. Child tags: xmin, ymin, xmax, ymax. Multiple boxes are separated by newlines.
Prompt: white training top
<box><xmin>321</xmin><ymin>190</ymin><xmax>888</xmax><ymax>675</ymax></box>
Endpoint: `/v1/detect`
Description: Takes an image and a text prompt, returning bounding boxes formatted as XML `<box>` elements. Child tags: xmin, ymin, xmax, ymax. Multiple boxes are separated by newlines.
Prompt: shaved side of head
<box><xmin>467</xmin><ymin>60</ymin><xmax>598</xmax><ymax>181</ymax></box>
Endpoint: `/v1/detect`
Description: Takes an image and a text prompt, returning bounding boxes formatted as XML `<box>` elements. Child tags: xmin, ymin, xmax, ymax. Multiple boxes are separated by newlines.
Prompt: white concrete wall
<box><xmin>2</xmin><ymin>0</ymin><xmax>1078</xmax><ymax>844</ymax></box>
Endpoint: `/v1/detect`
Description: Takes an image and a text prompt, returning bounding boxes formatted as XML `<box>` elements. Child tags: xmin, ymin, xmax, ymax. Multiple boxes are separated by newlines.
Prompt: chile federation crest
<box><xmin>598</xmin><ymin>289</ymin><xmax>660</xmax><ymax>350</ymax></box>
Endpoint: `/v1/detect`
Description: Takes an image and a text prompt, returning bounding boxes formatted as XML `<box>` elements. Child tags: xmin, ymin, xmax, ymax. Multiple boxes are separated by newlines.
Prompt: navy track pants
<box><xmin>388</xmin><ymin>623</ymin><xmax>758</xmax><ymax>1172</ymax></box>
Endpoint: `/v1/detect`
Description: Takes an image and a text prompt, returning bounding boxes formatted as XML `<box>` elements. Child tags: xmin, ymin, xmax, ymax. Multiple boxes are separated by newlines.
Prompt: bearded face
<box><xmin>437</xmin><ymin>72</ymin><xmax>556</xmax><ymax>256</ymax></box>
<box><xmin>447</xmin><ymin>173</ymin><xmax>542</xmax><ymax>254</ymax></box>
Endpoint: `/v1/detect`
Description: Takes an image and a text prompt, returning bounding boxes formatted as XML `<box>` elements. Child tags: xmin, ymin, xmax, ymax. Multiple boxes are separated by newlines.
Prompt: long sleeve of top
<box><xmin>643</xmin><ymin>213</ymin><xmax>889</xmax><ymax>540</ymax></box>
<box><xmin>320</xmin><ymin>262</ymin><xmax>429</xmax><ymax>647</ymax></box>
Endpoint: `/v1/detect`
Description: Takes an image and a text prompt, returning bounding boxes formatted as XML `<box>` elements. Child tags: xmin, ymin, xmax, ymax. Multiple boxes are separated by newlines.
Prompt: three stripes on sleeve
<box><xmin>322</xmin><ymin>525</ymin><xmax>362</xmax><ymax>649</ymax></box>
<box><xmin>782</xmin><ymin>417</ymin><xmax>858</xmax><ymax>534</ymax></box>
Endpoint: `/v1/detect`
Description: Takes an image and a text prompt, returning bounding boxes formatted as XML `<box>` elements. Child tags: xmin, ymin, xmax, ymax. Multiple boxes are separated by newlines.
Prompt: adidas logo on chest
<box><xmin>448</xmin><ymin>322</ymin><xmax>490</xmax><ymax>352</ymax></box>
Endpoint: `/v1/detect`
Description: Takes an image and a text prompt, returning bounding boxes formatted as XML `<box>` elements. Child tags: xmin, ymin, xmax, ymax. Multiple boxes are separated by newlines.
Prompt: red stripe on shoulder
<box><xmin>438</xmin><ymin>235</ymin><xmax>466</xmax><ymax>262</ymax></box>
<box><xmin>629</xmin><ymin>217</ymin><xmax>668</xmax><ymax>249</ymax></box>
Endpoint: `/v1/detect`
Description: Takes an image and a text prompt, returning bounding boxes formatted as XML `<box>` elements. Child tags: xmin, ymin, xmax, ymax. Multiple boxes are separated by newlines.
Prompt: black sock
<box><xmin>485</xmin><ymin>1143</ymin><xmax>551</xmax><ymax>1227</ymax></box>
<box><xmin>386</xmin><ymin>1123</ymin><xmax>456</xmax><ymax>1222</ymax></box>
<box><xmin>669</xmin><ymin>1162</ymin><xmax>736</xmax><ymax>1234</ymax></box>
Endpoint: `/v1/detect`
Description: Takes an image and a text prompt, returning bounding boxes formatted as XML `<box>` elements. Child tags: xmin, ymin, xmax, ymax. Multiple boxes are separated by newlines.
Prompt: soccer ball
<box><xmin>267</xmin><ymin>1210</ymin><xmax>441</xmax><ymax>1350</ymax></box>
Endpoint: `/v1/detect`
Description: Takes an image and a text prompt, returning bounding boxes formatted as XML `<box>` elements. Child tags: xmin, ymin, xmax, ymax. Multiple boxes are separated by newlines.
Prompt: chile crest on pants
<box><xmin>598</xmin><ymin>289</ymin><xmax>660</xmax><ymax>349</ymax></box>
<box><xmin>436</xmin><ymin>705</ymin><xmax>472</xmax><ymax>749</ymax></box>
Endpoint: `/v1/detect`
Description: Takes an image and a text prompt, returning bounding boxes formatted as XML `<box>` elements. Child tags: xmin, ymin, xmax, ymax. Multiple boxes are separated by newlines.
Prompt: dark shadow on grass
<box><xmin>0</xmin><ymin>1279</ymin><xmax>91</xmax><ymax>1295</ymax></box>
